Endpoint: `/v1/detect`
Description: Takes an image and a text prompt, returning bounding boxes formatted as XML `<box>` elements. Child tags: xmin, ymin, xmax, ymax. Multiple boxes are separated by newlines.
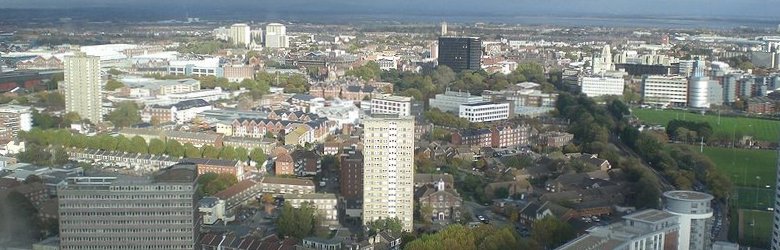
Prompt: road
<box><xmin>463</xmin><ymin>201</ymin><xmax>511</xmax><ymax>228</ymax></box>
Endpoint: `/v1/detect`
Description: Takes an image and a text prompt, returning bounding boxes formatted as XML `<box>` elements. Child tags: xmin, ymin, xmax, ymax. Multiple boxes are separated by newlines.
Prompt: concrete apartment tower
<box><xmin>663</xmin><ymin>190</ymin><xmax>714</xmax><ymax>250</ymax></box>
<box><xmin>64</xmin><ymin>51</ymin><xmax>102</xmax><ymax>123</ymax></box>
<box><xmin>362</xmin><ymin>114</ymin><xmax>415</xmax><ymax>232</ymax></box>
<box><xmin>773</xmin><ymin>141</ymin><xmax>780</xmax><ymax>249</ymax></box>
<box><xmin>441</xmin><ymin>21</ymin><xmax>448</xmax><ymax>36</ymax></box>
<box><xmin>229</xmin><ymin>23</ymin><xmax>251</xmax><ymax>48</ymax></box>
<box><xmin>58</xmin><ymin>164</ymin><xmax>199</xmax><ymax>250</ymax></box>
<box><xmin>265</xmin><ymin>23</ymin><xmax>288</xmax><ymax>48</ymax></box>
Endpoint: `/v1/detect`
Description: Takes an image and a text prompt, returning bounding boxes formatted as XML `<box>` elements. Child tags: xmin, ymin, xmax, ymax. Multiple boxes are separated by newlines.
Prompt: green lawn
<box><xmin>698</xmin><ymin>146</ymin><xmax>777</xmax><ymax>188</ymax></box>
<box><xmin>633</xmin><ymin>108</ymin><xmax>780</xmax><ymax>142</ymax></box>
<box><xmin>740</xmin><ymin>210</ymin><xmax>773</xmax><ymax>248</ymax></box>
<box><xmin>733</xmin><ymin>186</ymin><xmax>775</xmax><ymax>210</ymax></box>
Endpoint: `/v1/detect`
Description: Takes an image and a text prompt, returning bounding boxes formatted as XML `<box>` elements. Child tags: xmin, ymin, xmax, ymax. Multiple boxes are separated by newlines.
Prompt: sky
<box><xmin>1</xmin><ymin>0</ymin><xmax>779</xmax><ymax>20</ymax></box>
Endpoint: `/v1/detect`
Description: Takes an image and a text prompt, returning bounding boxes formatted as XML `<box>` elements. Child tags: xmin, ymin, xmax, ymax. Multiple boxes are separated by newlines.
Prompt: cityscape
<box><xmin>1</xmin><ymin>1</ymin><xmax>780</xmax><ymax>250</ymax></box>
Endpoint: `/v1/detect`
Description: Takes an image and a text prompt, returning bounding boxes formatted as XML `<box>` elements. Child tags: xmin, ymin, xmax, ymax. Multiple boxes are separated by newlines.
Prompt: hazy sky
<box><xmin>1</xmin><ymin>0</ymin><xmax>779</xmax><ymax>19</ymax></box>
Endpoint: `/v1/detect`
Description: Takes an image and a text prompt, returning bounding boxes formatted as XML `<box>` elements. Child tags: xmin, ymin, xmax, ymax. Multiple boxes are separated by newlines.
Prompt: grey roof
<box><xmin>153</xmin><ymin>99</ymin><xmax>210</xmax><ymax>110</ymax></box>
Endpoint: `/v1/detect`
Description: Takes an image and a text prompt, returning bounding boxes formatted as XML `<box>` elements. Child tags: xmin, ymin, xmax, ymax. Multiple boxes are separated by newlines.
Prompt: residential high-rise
<box><xmin>370</xmin><ymin>95</ymin><xmax>412</xmax><ymax>116</ymax></box>
<box><xmin>340</xmin><ymin>148</ymin><xmax>364</xmax><ymax>201</ymax></box>
<box><xmin>440</xmin><ymin>21</ymin><xmax>448</xmax><ymax>36</ymax></box>
<box><xmin>64</xmin><ymin>51</ymin><xmax>102</xmax><ymax>123</ymax></box>
<box><xmin>362</xmin><ymin>114</ymin><xmax>415</xmax><ymax>232</ymax></box>
<box><xmin>58</xmin><ymin>164</ymin><xmax>199</xmax><ymax>250</ymax></box>
<box><xmin>663</xmin><ymin>190</ymin><xmax>714</xmax><ymax>250</ymax></box>
<box><xmin>773</xmin><ymin>143</ymin><xmax>780</xmax><ymax>249</ymax></box>
<box><xmin>0</xmin><ymin>104</ymin><xmax>32</xmax><ymax>139</ymax></box>
<box><xmin>438</xmin><ymin>36</ymin><xmax>481</xmax><ymax>72</ymax></box>
<box><xmin>229</xmin><ymin>23</ymin><xmax>251</xmax><ymax>48</ymax></box>
<box><xmin>265</xmin><ymin>23</ymin><xmax>289</xmax><ymax>48</ymax></box>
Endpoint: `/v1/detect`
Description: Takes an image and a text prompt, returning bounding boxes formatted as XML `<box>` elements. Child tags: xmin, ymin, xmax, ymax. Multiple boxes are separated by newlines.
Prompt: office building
<box><xmin>438</xmin><ymin>37</ymin><xmax>481</xmax><ymax>72</ymax></box>
<box><xmin>440</xmin><ymin>22</ymin><xmax>448</xmax><ymax>36</ymax></box>
<box><xmin>229</xmin><ymin>23</ymin><xmax>251</xmax><ymax>48</ymax></box>
<box><xmin>370</xmin><ymin>95</ymin><xmax>412</xmax><ymax>116</ymax></box>
<box><xmin>458</xmin><ymin>101</ymin><xmax>511</xmax><ymax>123</ymax></box>
<box><xmin>773</xmin><ymin>142</ymin><xmax>780</xmax><ymax>250</ymax></box>
<box><xmin>0</xmin><ymin>104</ymin><xmax>32</xmax><ymax>139</ymax></box>
<box><xmin>363</xmin><ymin>114</ymin><xmax>415</xmax><ymax>232</ymax></box>
<box><xmin>580</xmin><ymin>76</ymin><xmax>625</xmax><ymax>97</ymax></box>
<box><xmin>58</xmin><ymin>164</ymin><xmax>199</xmax><ymax>250</ymax></box>
<box><xmin>557</xmin><ymin>209</ymin><xmax>679</xmax><ymax>250</ymax></box>
<box><xmin>168</xmin><ymin>57</ymin><xmax>223</xmax><ymax>77</ymax></box>
<box><xmin>64</xmin><ymin>52</ymin><xmax>102</xmax><ymax>123</ymax></box>
<box><xmin>641</xmin><ymin>75</ymin><xmax>689</xmax><ymax>107</ymax></box>
<box><xmin>663</xmin><ymin>190</ymin><xmax>713</xmax><ymax>250</ymax></box>
<box><xmin>429</xmin><ymin>90</ymin><xmax>484</xmax><ymax>113</ymax></box>
<box><xmin>689</xmin><ymin>76</ymin><xmax>710</xmax><ymax>109</ymax></box>
<box><xmin>265</xmin><ymin>23</ymin><xmax>289</xmax><ymax>48</ymax></box>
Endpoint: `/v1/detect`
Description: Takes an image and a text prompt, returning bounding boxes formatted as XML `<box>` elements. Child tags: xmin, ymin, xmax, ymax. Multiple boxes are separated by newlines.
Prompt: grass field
<box><xmin>633</xmin><ymin>109</ymin><xmax>780</xmax><ymax>142</ymax></box>
<box><xmin>733</xmin><ymin>186</ymin><xmax>775</xmax><ymax>210</ymax></box>
<box><xmin>739</xmin><ymin>210</ymin><xmax>773</xmax><ymax>248</ymax></box>
<box><xmin>698</xmin><ymin>146</ymin><xmax>777</xmax><ymax>188</ymax></box>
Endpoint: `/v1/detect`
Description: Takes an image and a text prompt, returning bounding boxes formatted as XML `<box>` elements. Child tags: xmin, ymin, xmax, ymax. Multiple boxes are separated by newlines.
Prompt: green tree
<box><xmin>219</xmin><ymin>146</ymin><xmax>237</xmax><ymax>160</ymax></box>
<box><xmin>202</xmin><ymin>145</ymin><xmax>221</xmax><ymax>159</ymax></box>
<box><xmin>235</xmin><ymin>147</ymin><xmax>249</xmax><ymax>162</ymax></box>
<box><xmin>250</xmin><ymin>148</ymin><xmax>267</xmax><ymax>166</ymax></box>
<box><xmin>0</xmin><ymin>191</ymin><xmax>41</xmax><ymax>245</ymax></box>
<box><xmin>148</xmin><ymin>139</ymin><xmax>166</xmax><ymax>155</ymax></box>
<box><xmin>346</xmin><ymin>61</ymin><xmax>381</xmax><ymax>81</ymax></box>
<box><xmin>531</xmin><ymin>216</ymin><xmax>575</xmax><ymax>249</ymax></box>
<box><xmin>105</xmin><ymin>79</ymin><xmax>125</xmax><ymax>91</ymax></box>
<box><xmin>106</xmin><ymin>101</ymin><xmax>141</xmax><ymax>127</ymax></box>
<box><xmin>366</xmin><ymin>217</ymin><xmax>403</xmax><ymax>236</ymax></box>
<box><xmin>276</xmin><ymin>202</ymin><xmax>318</xmax><ymax>239</ymax></box>
<box><xmin>115</xmin><ymin>135</ymin><xmax>133</xmax><ymax>152</ymax></box>
<box><xmin>166</xmin><ymin>139</ymin><xmax>185</xmax><ymax>157</ymax></box>
<box><xmin>130</xmin><ymin>136</ymin><xmax>148</xmax><ymax>154</ymax></box>
<box><xmin>52</xmin><ymin>145</ymin><xmax>69</xmax><ymax>165</ymax></box>
<box><xmin>197</xmin><ymin>173</ymin><xmax>238</xmax><ymax>195</ymax></box>
<box><xmin>184</xmin><ymin>143</ymin><xmax>201</xmax><ymax>158</ymax></box>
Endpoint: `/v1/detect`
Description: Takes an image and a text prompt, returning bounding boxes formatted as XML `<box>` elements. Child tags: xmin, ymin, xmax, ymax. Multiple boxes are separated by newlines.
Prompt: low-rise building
<box><xmin>416</xmin><ymin>179</ymin><xmax>463</xmax><ymax>222</ymax></box>
<box><xmin>283</xmin><ymin>193</ymin><xmax>339</xmax><ymax>222</ymax></box>
<box><xmin>214</xmin><ymin>178</ymin><xmax>261</xmax><ymax>210</ymax></box>
<box><xmin>429</xmin><ymin>90</ymin><xmax>485</xmax><ymax>113</ymax></box>
<box><xmin>223</xmin><ymin>65</ymin><xmax>255</xmax><ymax>82</ymax></box>
<box><xmin>68</xmin><ymin>149</ymin><xmax>180</xmax><ymax>171</ymax></box>
<box><xmin>180</xmin><ymin>158</ymin><xmax>245</xmax><ymax>180</ymax></box>
<box><xmin>166</xmin><ymin>130</ymin><xmax>224</xmax><ymax>148</ymax></box>
<box><xmin>291</xmin><ymin>150</ymin><xmax>321</xmax><ymax>176</ymax></box>
<box><xmin>119</xmin><ymin>77</ymin><xmax>200</xmax><ymax>97</ymax></box>
<box><xmin>142</xmin><ymin>99</ymin><xmax>213</xmax><ymax>124</ymax></box>
<box><xmin>556</xmin><ymin>209</ymin><xmax>680</xmax><ymax>250</ymax></box>
<box><xmin>458</xmin><ymin>101</ymin><xmax>511</xmax><ymax>122</ymax></box>
<box><xmin>580</xmin><ymin>76</ymin><xmax>626</xmax><ymax>98</ymax></box>
<box><xmin>259</xmin><ymin>176</ymin><xmax>316</xmax><ymax>194</ymax></box>
<box><xmin>198</xmin><ymin>197</ymin><xmax>234</xmax><ymax>225</ymax></box>
<box><xmin>451</xmin><ymin>129</ymin><xmax>492</xmax><ymax>148</ymax></box>
<box><xmin>536</xmin><ymin>131</ymin><xmax>574</xmax><ymax>148</ymax></box>
<box><xmin>275</xmin><ymin>152</ymin><xmax>294</xmax><ymax>175</ymax></box>
<box><xmin>0</xmin><ymin>104</ymin><xmax>32</xmax><ymax>140</ymax></box>
<box><xmin>747</xmin><ymin>96</ymin><xmax>777</xmax><ymax>114</ymax></box>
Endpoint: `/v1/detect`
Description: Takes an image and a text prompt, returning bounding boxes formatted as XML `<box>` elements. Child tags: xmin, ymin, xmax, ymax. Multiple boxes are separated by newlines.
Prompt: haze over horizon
<box><xmin>1</xmin><ymin>0</ymin><xmax>780</xmax><ymax>20</ymax></box>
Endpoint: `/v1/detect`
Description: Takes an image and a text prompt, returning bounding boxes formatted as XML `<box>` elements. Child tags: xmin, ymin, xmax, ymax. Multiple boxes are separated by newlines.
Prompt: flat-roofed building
<box><xmin>283</xmin><ymin>193</ymin><xmax>339</xmax><ymax>222</ymax></box>
<box><xmin>429</xmin><ymin>90</ymin><xmax>484</xmax><ymax>113</ymax></box>
<box><xmin>58</xmin><ymin>164</ymin><xmax>199</xmax><ymax>250</ymax></box>
<box><xmin>258</xmin><ymin>176</ymin><xmax>315</xmax><ymax>195</ymax></box>
<box><xmin>580</xmin><ymin>76</ymin><xmax>625</xmax><ymax>98</ymax></box>
<box><xmin>458</xmin><ymin>101</ymin><xmax>511</xmax><ymax>123</ymax></box>
<box><xmin>370</xmin><ymin>95</ymin><xmax>412</xmax><ymax>116</ymax></box>
<box><xmin>557</xmin><ymin>209</ymin><xmax>680</xmax><ymax>250</ymax></box>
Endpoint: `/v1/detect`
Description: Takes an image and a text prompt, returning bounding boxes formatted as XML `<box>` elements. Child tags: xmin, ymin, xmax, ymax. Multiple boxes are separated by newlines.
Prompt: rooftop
<box><xmin>623</xmin><ymin>209</ymin><xmax>677</xmax><ymax>224</ymax></box>
<box><xmin>663</xmin><ymin>190</ymin><xmax>713</xmax><ymax>201</ymax></box>
<box><xmin>374</xmin><ymin>95</ymin><xmax>412</xmax><ymax>102</ymax></box>
<box><xmin>261</xmin><ymin>177</ymin><xmax>315</xmax><ymax>187</ymax></box>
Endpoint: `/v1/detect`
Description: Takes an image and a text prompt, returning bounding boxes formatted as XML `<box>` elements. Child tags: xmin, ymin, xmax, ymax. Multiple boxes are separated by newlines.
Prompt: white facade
<box><xmin>265</xmin><ymin>23</ymin><xmax>289</xmax><ymax>48</ymax></box>
<box><xmin>284</xmin><ymin>193</ymin><xmax>339</xmax><ymax>222</ymax></box>
<box><xmin>213</xmin><ymin>27</ymin><xmax>229</xmax><ymax>41</ymax></box>
<box><xmin>64</xmin><ymin>52</ymin><xmax>103</xmax><ymax>123</ymax></box>
<box><xmin>688</xmin><ymin>76</ymin><xmax>710</xmax><ymax>108</ymax></box>
<box><xmin>580</xmin><ymin>76</ymin><xmax>625</xmax><ymax>97</ymax></box>
<box><xmin>458</xmin><ymin>102</ymin><xmax>510</xmax><ymax>123</ymax></box>
<box><xmin>663</xmin><ymin>191</ymin><xmax>714</xmax><ymax>250</ymax></box>
<box><xmin>370</xmin><ymin>95</ymin><xmax>412</xmax><ymax>116</ymax></box>
<box><xmin>0</xmin><ymin>104</ymin><xmax>33</xmax><ymax>134</ymax></box>
<box><xmin>363</xmin><ymin>115</ymin><xmax>415</xmax><ymax>232</ymax></box>
<box><xmin>229</xmin><ymin>23</ymin><xmax>251</xmax><ymax>48</ymax></box>
<box><xmin>199</xmin><ymin>197</ymin><xmax>234</xmax><ymax>225</ymax></box>
<box><xmin>558</xmin><ymin>209</ymin><xmax>679</xmax><ymax>250</ymax></box>
<box><xmin>168</xmin><ymin>57</ymin><xmax>222</xmax><ymax>77</ymax></box>
<box><xmin>642</xmin><ymin>75</ymin><xmax>689</xmax><ymax>107</ymax></box>
<box><xmin>429</xmin><ymin>90</ymin><xmax>484</xmax><ymax>113</ymax></box>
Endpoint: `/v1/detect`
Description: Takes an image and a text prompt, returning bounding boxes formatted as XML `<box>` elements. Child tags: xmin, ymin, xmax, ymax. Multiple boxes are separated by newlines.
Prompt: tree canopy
<box><xmin>106</xmin><ymin>101</ymin><xmax>141</xmax><ymax>128</ymax></box>
<box><xmin>276</xmin><ymin>202</ymin><xmax>318</xmax><ymax>239</ymax></box>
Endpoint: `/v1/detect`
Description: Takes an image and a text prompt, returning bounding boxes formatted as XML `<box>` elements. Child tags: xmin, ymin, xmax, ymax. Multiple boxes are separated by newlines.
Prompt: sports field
<box><xmin>738</xmin><ymin>209</ymin><xmax>773</xmax><ymax>248</ymax></box>
<box><xmin>698</xmin><ymin>146</ymin><xmax>777</xmax><ymax>188</ymax></box>
<box><xmin>633</xmin><ymin>108</ymin><xmax>780</xmax><ymax>142</ymax></box>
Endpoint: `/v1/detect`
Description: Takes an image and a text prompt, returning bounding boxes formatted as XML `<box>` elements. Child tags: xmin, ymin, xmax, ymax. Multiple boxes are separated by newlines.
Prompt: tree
<box><xmin>130</xmin><ymin>136</ymin><xmax>148</xmax><ymax>154</ymax></box>
<box><xmin>235</xmin><ymin>147</ymin><xmax>249</xmax><ymax>162</ymax></box>
<box><xmin>366</xmin><ymin>217</ymin><xmax>403</xmax><ymax>236</ymax></box>
<box><xmin>346</xmin><ymin>61</ymin><xmax>381</xmax><ymax>81</ymax></box>
<box><xmin>420</xmin><ymin>204</ymin><xmax>434</xmax><ymax>225</ymax></box>
<box><xmin>166</xmin><ymin>139</ymin><xmax>185</xmax><ymax>157</ymax></box>
<box><xmin>202</xmin><ymin>145</ymin><xmax>221</xmax><ymax>159</ymax></box>
<box><xmin>493</xmin><ymin>187</ymin><xmax>509</xmax><ymax>199</ymax></box>
<box><xmin>52</xmin><ymin>145</ymin><xmax>69</xmax><ymax>165</ymax></box>
<box><xmin>531</xmin><ymin>216</ymin><xmax>575</xmax><ymax>249</ymax></box>
<box><xmin>250</xmin><ymin>148</ymin><xmax>266</xmax><ymax>166</ymax></box>
<box><xmin>219</xmin><ymin>146</ymin><xmax>237</xmax><ymax>160</ymax></box>
<box><xmin>198</xmin><ymin>173</ymin><xmax>238</xmax><ymax>195</ymax></box>
<box><xmin>106</xmin><ymin>101</ymin><xmax>141</xmax><ymax>127</ymax></box>
<box><xmin>115</xmin><ymin>135</ymin><xmax>133</xmax><ymax>152</ymax></box>
<box><xmin>148</xmin><ymin>139</ymin><xmax>166</xmax><ymax>155</ymax></box>
<box><xmin>276</xmin><ymin>202</ymin><xmax>317</xmax><ymax>239</ymax></box>
<box><xmin>184</xmin><ymin>143</ymin><xmax>201</xmax><ymax>158</ymax></box>
<box><xmin>105</xmin><ymin>79</ymin><xmax>125</xmax><ymax>91</ymax></box>
<box><xmin>0</xmin><ymin>191</ymin><xmax>42</xmax><ymax>245</ymax></box>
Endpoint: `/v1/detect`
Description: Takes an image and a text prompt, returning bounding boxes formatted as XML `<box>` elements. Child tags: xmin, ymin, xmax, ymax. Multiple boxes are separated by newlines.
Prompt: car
<box><xmin>477</xmin><ymin>215</ymin><xmax>485</xmax><ymax>221</ymax></box>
